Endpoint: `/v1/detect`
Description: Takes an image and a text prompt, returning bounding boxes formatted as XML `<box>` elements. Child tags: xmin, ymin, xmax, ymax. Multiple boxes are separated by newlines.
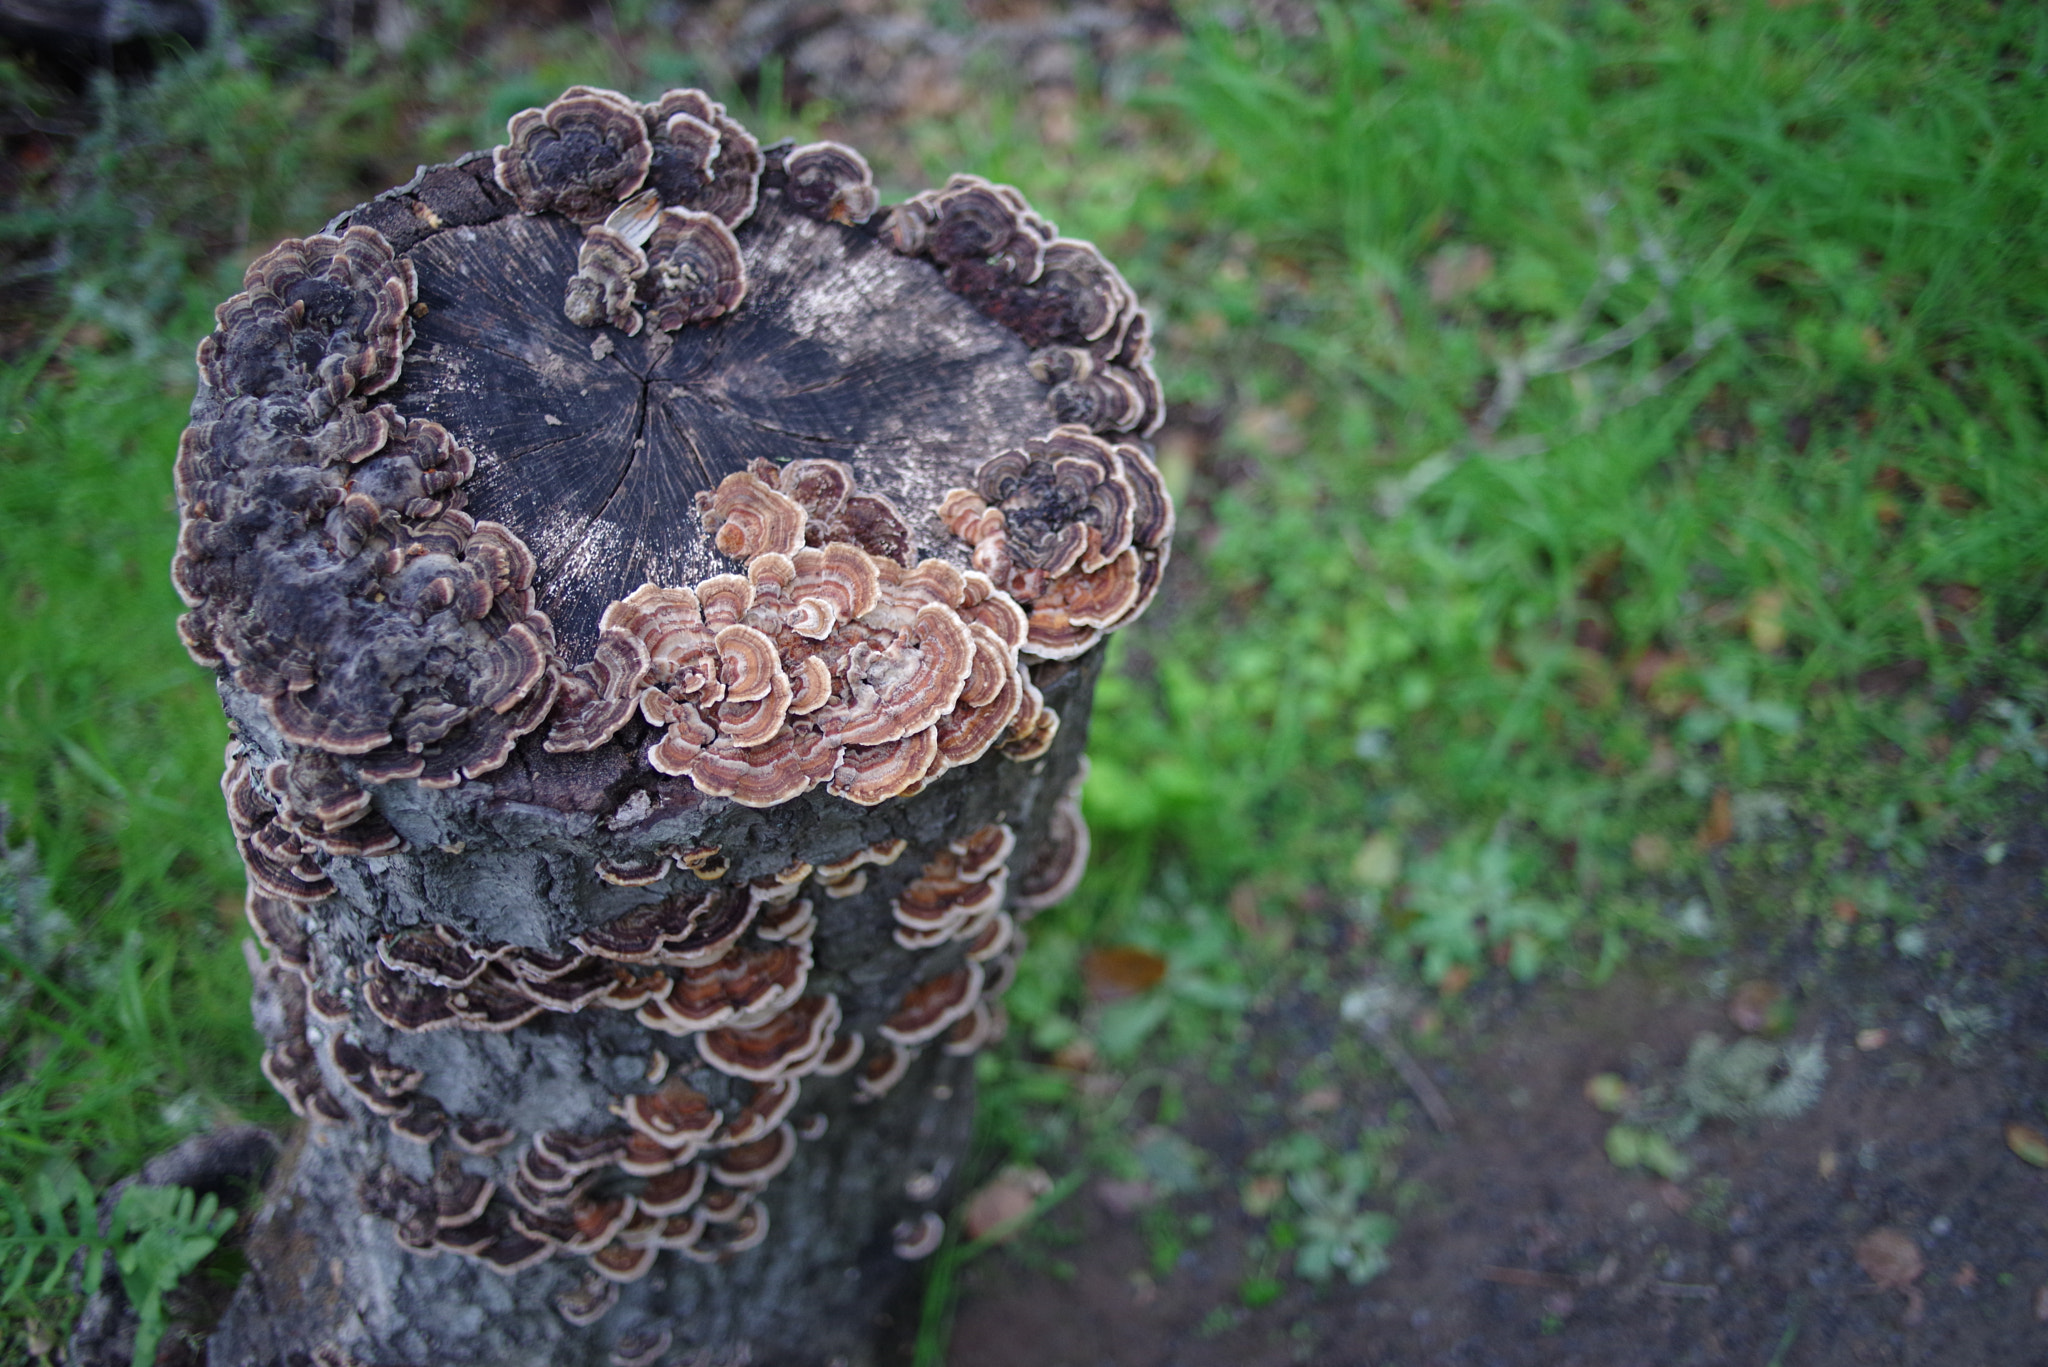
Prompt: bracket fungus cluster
<box><xmin>177</xmin><ymin>83</ymin><xmax>1167</xmax><ymax>1366</ymax></box>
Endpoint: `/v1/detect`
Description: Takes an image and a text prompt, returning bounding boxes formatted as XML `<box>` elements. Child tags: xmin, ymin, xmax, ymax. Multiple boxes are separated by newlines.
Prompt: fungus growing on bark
<box><xmin>495</xmin><ymin>86</ymin><xmax>652</xmax><ymax>223</ymax></box>
<box><xmin>640</xmin><ymin>89</ymin><xmax>762</xmax><ymax>227</ymax></box>
<box><xmin>185</xmin><ymin>81</ymin><xmax>1166</xmax><ymax>1367</ymax></box>
<box><xmin>641</xmin><ymin>207</ymin><xmax>748</xmax><ymax>331</ymax></box>
<box><xmin>892</xmin><ymin>1212</ymin><xmax>945</xmax><ymax>1261</ymax></box>
<box><xmin>1014</xmin><ymin>757</ymin><xmax>1092</xmax><ymax>914</ymax></box>
<box><xmin>940</xmin><ymin>426</ymin><xmax>1173</xmax><ymax>659</ymax></box>
<box><xmin>783</xmin><ymin>143</ymin><xmax>878</xmax><ymax>226</ymax></box>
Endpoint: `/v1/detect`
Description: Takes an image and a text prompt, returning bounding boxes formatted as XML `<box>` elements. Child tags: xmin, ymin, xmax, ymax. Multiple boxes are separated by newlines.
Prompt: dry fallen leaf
<box><xmin>1856</xmin><ymin>1227</ymin><xmax>1926</xmax><ymax>1325</ymax></box>
<box><xmin>1082</xmin><ymin>945</ymin><xmax>1166</xmax><ymax>1002</ymax></box>
<box><xmin>2005</xmin><ymin>1122</ymin><xmax>2048</xmax><ymax>1169</ymax></box>
<box><xmin>1093</xmin><ymin>1178</ymin><xmax>1154</xmax><ymax>1218</ymax></box>
<box><xmin>1294</xmin><ymin>1085</ymin><xmax>1342</xmax><ymax>1116</ymax></box>
<box><xmin>962</xmin><ymin>1165</ymin><xmax>1053</xmax><ymax>1242</ymax></box>
<box><xmin>1728</xmin><ymin>980</ymin><xmax>1781</xmax><ymax>1034</ymax></box>
<box><xmin>1240</xmin><ymin>1175</ymin><xmax>1284</xmax><ymax>1218</ymax></box>
<box><xmin>1696</xmin><ymin>789</ymin><xmax>1735</xmax><ymax>850</ymax></box>
<box><xmin>1855</xmin><ymin>1028</ymin><xmax>1889</xmax><ymax>1052</ymax></box>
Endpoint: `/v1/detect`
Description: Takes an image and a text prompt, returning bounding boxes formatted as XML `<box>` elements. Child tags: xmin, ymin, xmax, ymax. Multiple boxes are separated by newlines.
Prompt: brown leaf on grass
<box><xmin>1728</xmin><ymin>980</ymin><xmax>1780</xmax><ymax>1034</ymax></box>
<box><xmin>1093</xmin><ymin>1178</ymin><xmax>1154</xmax><ymax>1217</ymax></box>
<box><xmin>1082</xmin><ymin>946</ymin><xmax>1166</xmax><ymax>1002</ymax></box>
<box><xmin>1426</xmin><ymin>244</ymin><xmax>1494</xmax><ymax>303</ymax></box>
<box><xmin>1630</xmin><ymin>832</ymin><xmax>1674</xmax><ymax>874</ymax></box>
<box><xmin>1696</xmin><ymin>789</ymin><xmax>1734</xmax><ymax>850</ymax></box>
<box><xmin>962</xmin><ymin>1166</ymin><xmax>1053</xmax><ymax>1242</ymax></box>
<box><xmin>1293</xmin><ymin>1086</ymin><xmax>1341</xmax><ymax>1117</ymax></box>
<box><xmin>1240</xmin><ymin>1175</ymin><xmax>1283</xmax><ymax>1217</ymax></box>
<box><xmin>2006</xmin><ymin>1122</ymin><xmax>2048</xmax><ymax>1169</ymax></box>
<box><xmin>1746</xmin><ymin>589</ymin><xmax>1788</xmax><ymax>653</ymax></box>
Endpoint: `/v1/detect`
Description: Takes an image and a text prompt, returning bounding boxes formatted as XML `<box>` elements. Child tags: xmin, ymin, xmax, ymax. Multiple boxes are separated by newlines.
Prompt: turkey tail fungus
<box><xmin>176</xmin><ymin>86</ymin><xmax>1168</xmax><ymax>1367</ymax></box>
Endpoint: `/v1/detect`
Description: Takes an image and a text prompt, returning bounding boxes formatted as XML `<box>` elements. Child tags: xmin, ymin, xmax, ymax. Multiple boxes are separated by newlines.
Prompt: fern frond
<box><xmin>0</xmin><ymin>1164</ymin><xmax>107</xmax><ymax>1306</ymax></box>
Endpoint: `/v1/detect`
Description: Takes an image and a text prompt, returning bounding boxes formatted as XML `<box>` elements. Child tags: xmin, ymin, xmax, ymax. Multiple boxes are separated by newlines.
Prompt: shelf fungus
<box><xmin>184</xmin><ymin>81</ymin><xmax>1167</xmax><ymax>1366</ymax></box>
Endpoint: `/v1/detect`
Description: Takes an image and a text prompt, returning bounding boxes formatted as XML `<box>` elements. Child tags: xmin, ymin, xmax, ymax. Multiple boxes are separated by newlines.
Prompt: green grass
<box><xmin>3</xmin><ymin>0</ymin><xmax>2047</xmax><ymax>1355</ymax></box>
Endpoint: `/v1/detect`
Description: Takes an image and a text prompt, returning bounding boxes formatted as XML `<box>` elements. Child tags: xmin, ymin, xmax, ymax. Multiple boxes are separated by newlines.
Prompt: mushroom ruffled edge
<box><xmin>883</xmin><ymin>174</ymin><xmax>1164</xmax><ymax>439</ymax></box>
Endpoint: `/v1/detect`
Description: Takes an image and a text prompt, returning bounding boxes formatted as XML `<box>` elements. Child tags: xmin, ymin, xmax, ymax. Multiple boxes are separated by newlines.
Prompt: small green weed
<box><xmin>1</xmin><ymin>1166</ymin><xmax>235</xmax><ymax>1367</ymax></box>
<box><xmin>1246</xmin><ymin>1129</ymin><xmax>1401</xmax><ymax>1288</ymax></box>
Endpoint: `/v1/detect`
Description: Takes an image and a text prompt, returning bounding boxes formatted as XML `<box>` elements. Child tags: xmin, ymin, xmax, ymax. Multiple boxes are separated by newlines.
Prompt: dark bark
<box><xmin>173</xmin><ymin>87</ymin><xmax>1165</xmax><ymax>1367</ymax></box>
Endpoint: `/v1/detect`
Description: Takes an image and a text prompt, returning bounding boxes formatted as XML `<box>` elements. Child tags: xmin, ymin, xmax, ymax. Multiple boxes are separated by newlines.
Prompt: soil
<box><xmin>943</xmin><ymin>807</ymin><xmax>2048</xmax><ymax>1367</ymax></box>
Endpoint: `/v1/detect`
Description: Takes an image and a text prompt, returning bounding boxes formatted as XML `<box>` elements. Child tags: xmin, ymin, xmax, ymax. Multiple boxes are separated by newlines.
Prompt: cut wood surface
<box><xmin>168</xmin><ymin>84</ymin><xmax>1169</xmax><ymax>1367</ymax></box>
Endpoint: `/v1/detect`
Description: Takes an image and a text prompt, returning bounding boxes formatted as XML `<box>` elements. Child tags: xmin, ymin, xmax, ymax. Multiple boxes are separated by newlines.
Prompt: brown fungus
<box><xmin>495</xmin><ymin>86</ymin><xmax>652</xmax><ymax>224</ymax></box>
<box><xmin>892</xmin><ymin>1212</ymin><xmax>945</xmax><ymax>1261</ymax></box>
<box><xmin>641</xmin><ymin>207</ymin><xmax>748</xmax><ymax>331</ymax></box>
<box><xmin>640</xmin><ymin>89</ymin><xmax>762</xmax><ymax>227</ymax></box>
<box><xmin>784</xmin><ymin>142</ymin><xmax>879</xmax><ymax>226</ymax></box>
<box><xmin>881</xmin><ymin>963</ymin><xmax>985</xmax><ymax>1047</ymax></box>
<box><xmin>697</xmin><ymin>993</ymin><xmax>841</xmax><ymax>1081</ymax></box>
<box><xmin>563</xmin><ymin>191</ymin><xmax>660</xmax><ymax>334</ymax></box>
<box><xmin>711</xmin><ymin>1123</ymin><xmax>799</xmax><ymax>1189</ymax></box>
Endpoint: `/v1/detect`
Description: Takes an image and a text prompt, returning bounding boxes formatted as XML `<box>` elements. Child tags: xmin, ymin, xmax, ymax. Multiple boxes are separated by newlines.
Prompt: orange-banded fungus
<box><xmin>964</xmin><ymin>910</ymin><xmax>1017</xmax><ymax>964</ymax></box>
<box><xmin>881</xmin><ymin>963</ymin><xmax>985</xmax><ymax>1047</ymax></box>
<box><xmin>589</xmin><ymin>1238</ymin><xmax>658</xmax><ymax>1284</ymax></box>
<box><xmin>475</xmin><ymin>1225</ymin><xmax>554</xmax><ymax>1276</ymax></box>
<box><xmin>679</xmin><ymin>844</ymin><xmax>729</xmax><ymax>880</ymax></box>
<box><xmin>534</xmin><ymin>1130</ymin><xmax>631</xmax><ymax>1175</ymax></box>
<box><xmin>641</xmin><ymin>207</ymin><xmax>748</xmax><ymax>331</ymax></box>
<box><xmin>825</xmin><ymin>604</ymin><xmax>974</xmax><ymax>747</ymax></box>
<box><xmin>553</xmin><ymin>1274</ymin><xmax>620</xmax><ymax>1327</ymax></box>
<box><xmin>1015</xmin><ymin>759</ymin><xmax>1091</xmax><ymax>915</ymax></box>
<box><xmin>701</xmin><ymin>470</ymin><xmax>807</xmax><ymax>562</ymax></box>
<box><xmin>640</xmin><ymin>939</ymin><xmax>809</xmax><ymax>1034</ymax></box>
<box><xmin>363</xmin><ymin>964</ymin><xmax>461</xmax><ymax>1033</ymax></box>
<box><xmin>720</xmin><ymin>1078</ymin><xmax>802</xmax><ymax>1146</ymax></box>
<box><xmin>1000</xmin><ymin>684</ymin><xmax>1059</xmax><ymax>761</ymax></box>
<box><xmin>784</xmin><ymin>142</ymin><xmax>879</xmax><ymax>226</ymax></box>
<box><xmin>814</xmin><ymin>1031</ymin><xmax>864</xmax><ymax>1078</ymax></box>
<box><xmin>853</xmin><ymin>1038</ymin><xmax>914</xmax><ymax>1103</ymax></box>
<box><xmin>696</xmin><ymin>1188</ymin><xmax>751</xmax><ymax>1226</ymax></box>
<box><xmin>697</xmin><ymin>993</ymin><xmax>841</xmax><ymax>1081</ymax></box>
<box><xmin>753</xmin><ymin>896</ymin><xmax>815</xmax><ymax>944</ymax></box>
<box><xmin>640</xmin><ymin>89</ymin><xmax>761</xmax><ymax>227</ymax></box>
<box><xmin>619</xmin><ymin>1078</ymin><xmax>721</xmax><ymax>1150</ymax></box>
<box><xmin>495</xmin><ymin>86</ymin><xmax>652</xmax><ymax>224</ymax></box>
<box><xmin>892</xmin><ymin>1212</ymin><xmax>945</xmax><ymax>1261</ymax></box>
<box><xmin>658</xmin><ymin>888</ymin><xmax>760</xmax><ymax>968</ymax></box>
<box><xmin>434</xmin><ymin>1160</ymin><xmax>495</xmax><ymax>1229</ymax></box>
<box><xmin>571</xmin><ymin>893</ymin><xmax>700</xmax><ymax>960</ymax></box>
<box><xmin>563</xmin><ymin>193</ymin><xmax>658</xmax><ymax>334</ymax></box>
<box><xmin>711</xmin><ymin>1123</ymin><xmax>798</xmax><ymax>1189</ymax></box>
<box><xmin>453</xmin><ymin>1118</ymin><xmax>518</xmax><ymax>1157</ymax></box>
<box><xmin>377</xmin><ymin>928</ymin><xmax>487</xmax><ymax>988</ymax></box>
<box><xmin>943</xmin><ymin>1000</ymin><xmax>999</xmax><ymax>1058</ymax></box>
<box><xmin>442</xmin><ymin>976</ymin><xmax>548</xmax><ymax>1031</ymax></box>
<box><xmin>244</xmin><ymin>888</ymin><xmax>311</xmax><ymax>971</ymax></box>
<box><xmin>330</xmin><ymin>1035</ymin><xmax>416</xmax><ymax>1116</ymax></box>
<box><xmin>562</xmin><ymin>1193</ymin><xmax>636</xmax><ymax>1254</ymax></box>
<box><xmin>637</xmin><ymin>1161</ymin><xmax>708</xmax><ymax>1216</ymax></box>
<box><xmin>618</xmin><ymin>1132</ymin><xmax>688</xmax><ymax>1177</ymax></box>
<box><xmin>830</xmin><ymin>728</ymin><xmax>940</xmax><ymax>807</ymax></box>
<box><xmin>609</xmin><ymin>1327</ymin><xmax>673</xmax><ymax>1367</ymax></box>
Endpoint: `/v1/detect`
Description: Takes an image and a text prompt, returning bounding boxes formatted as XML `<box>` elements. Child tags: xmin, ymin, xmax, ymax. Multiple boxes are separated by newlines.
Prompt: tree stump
<box><xmin>172</xmin><ymin>86</ymin><xmax>1170</xmax><ymax>1367</ymax></box>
